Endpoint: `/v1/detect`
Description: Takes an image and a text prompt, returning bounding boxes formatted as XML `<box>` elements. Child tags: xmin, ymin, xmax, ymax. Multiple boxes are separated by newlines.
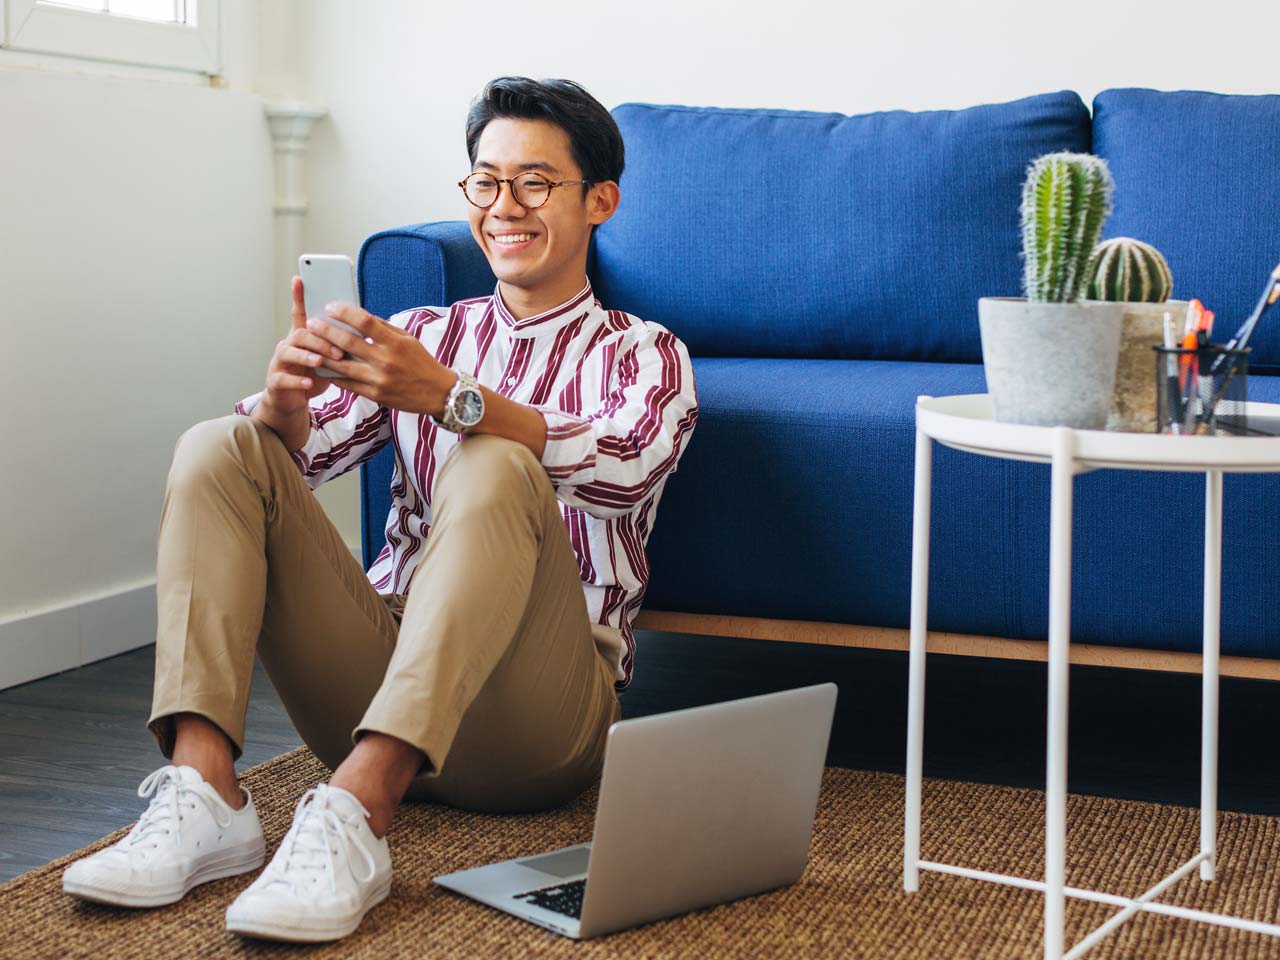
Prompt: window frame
<box><xmin>0</xmin><ymin>0</ymin><xmax>220</xmax><ymax>74</ymax></box>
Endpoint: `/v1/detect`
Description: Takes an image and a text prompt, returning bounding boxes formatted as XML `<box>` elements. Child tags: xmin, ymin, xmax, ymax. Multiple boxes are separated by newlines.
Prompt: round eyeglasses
<box><xmin>458</xmin><ymin>171</ymin><xmax>594</xmax><ymax>210</ymax></box>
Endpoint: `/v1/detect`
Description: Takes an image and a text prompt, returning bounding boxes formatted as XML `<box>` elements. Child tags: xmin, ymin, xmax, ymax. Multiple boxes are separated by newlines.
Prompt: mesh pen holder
<box><xmin>1153</xmin><ymin>344</ymin><xmax>1249</xmax><ymax>436</ymax></box>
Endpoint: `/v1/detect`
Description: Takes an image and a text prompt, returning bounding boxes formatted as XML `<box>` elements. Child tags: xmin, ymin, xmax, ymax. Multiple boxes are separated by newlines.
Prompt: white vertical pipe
<box><xmin>1201</xmin><ymin>469</ymin><xmax>1223</xmax><ymax>881</ymax></box>
<box><xmin>1045</xmin><ymin>427</ymin><xmax>1075</xmax><ymax>960</ymax></box>
<box><xmin>904</xmin><ymin>406</ymin><xmax>933</xmax><ymax>893</ymax></box>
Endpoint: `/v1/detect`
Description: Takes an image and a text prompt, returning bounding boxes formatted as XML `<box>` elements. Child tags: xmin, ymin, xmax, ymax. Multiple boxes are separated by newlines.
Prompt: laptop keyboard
<box><xmin>513</xmin><ymin>879</ymin><xmax>586</xmax><ymax>919</ymax></box>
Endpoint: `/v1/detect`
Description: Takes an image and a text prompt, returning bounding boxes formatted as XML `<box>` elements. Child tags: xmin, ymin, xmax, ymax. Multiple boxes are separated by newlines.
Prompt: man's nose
<box><xmin>489</xmin><ymin>181</ymin><xmax>527</xmax><ymax>218</ymax></box>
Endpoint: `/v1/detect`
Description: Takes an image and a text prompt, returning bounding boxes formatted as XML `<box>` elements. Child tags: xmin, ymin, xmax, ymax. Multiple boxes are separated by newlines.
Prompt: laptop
<box><xmin>432</xmin><ymin>682</ymin><xmax>838</xmax><ymax>939</ymax></box>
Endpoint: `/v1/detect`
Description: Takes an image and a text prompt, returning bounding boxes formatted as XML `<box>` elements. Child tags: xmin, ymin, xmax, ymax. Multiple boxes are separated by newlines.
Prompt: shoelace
<box><xmin>122</xmin><ymin>765</ymin><xmax>233</xmax><ymax>856</ymax></box>
<box><xmin>267</xmin><ymin>784</ymin><xmax>378</xmax><ymax>897</ymax></box>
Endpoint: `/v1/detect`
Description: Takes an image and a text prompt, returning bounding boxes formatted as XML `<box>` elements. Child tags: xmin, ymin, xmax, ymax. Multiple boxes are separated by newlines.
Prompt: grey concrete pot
<box><xmin>978</xmin><ymin>297</ymin><xmax>1127</xmax><ymax>429</ymax></box>
<box><xmin>1106</xmin><ymin>300</ymin><xmax>1188</xmax><ymax>432</ymax></box>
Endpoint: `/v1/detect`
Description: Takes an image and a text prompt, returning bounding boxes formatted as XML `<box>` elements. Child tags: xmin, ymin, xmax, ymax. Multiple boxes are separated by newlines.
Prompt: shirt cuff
<box><xmin>234</xmin><ymin>391</ymin><xmax>263</xmax><ymax>417</ymax></box>
<box><xmin>533</xmin><ymin>405</ymin><xmax>596</xmax><ymax>488</ymax></box>
<box><xmin>234</xmin><ymin>391</ymin><xmax>313</xmax><ymax>475</ymax></box>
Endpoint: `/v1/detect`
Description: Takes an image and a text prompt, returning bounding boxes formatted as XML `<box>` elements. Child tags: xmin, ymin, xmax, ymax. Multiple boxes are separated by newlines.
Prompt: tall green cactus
<box><xmin>1021</xmin><ymin>152</ymin><xmax>1115</xmax><ymax>303</ymax></box>
<box><xmin>1086</xmin><ymin>237</ymin><xmax>1173</xmax><ymax>302</ymax></box>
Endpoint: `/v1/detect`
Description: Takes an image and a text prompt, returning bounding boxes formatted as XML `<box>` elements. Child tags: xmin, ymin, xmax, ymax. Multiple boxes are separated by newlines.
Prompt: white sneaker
<box><xmin>225</xmin><ymin>783</ymin><xmax>392</xmax><ymax>942</ymax></box>
<box><xmin>62</xmin><ymin>764</ymin><xmax>265</xmax><ymax>908</ymax></box>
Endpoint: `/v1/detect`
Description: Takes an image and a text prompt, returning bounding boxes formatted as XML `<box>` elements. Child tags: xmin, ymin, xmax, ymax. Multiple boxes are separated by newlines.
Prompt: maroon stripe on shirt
<box><xmin>528</xmin><ymin>313</ymin><xmax>588</xmax><ymax>405</ymax></box>
<box><xmin>372</xmin><ymin>436</ymin><xmax>411</xmax><ymax>590</ymax></box>
<box><xmin>315</xmin><ymin>389</ymin><xmax>359</xmax><ymax>428</ymax></box>
<box><xmin>436</xmin><ymin>304</ymin><xmax>469</xmax><ymax>368</ymax></box>
<box><xmin>473</xmin><ymin>302</ymin><xmax>498</xmax><ymax>371</ymax></box>
<box><xmin>556</xmin><ymin>320</ymin><xmax>614</xmax><ymax>414</ymax></box>
<box><xmin>596</xmin><ymin>345</ymin><xmax>641</xmax><ymax>423</ymax></box>
<box><xmin>598</xmin><ymin>333</ymin><xmax>682</xmax><ymax>461</ymax></box>
<box><xmin>502</xmin><ymin>337</ymin><xmax>535</xmax><ymax>394</ymax></box>
<box><xmin>598</xmin><ymin>340</ymin><xmax>618</xmax><ymax>400</ymax></box>
<box><xmin>599</xmin><ymin>584</ymin><xmax>626</xmax><ymax>627</ymax></box>
<box><xmin>546</xmin><ymin>420</ymin><xmax>593</xmax><ymax>439</ymax></box>
<box><xmin>572</xmin><ymin>406</ymin><xmax>697</xmax><ymax>507</ymax></box>
<box><xmin>377</xmin><ymin>506</ymin><xmax>405</xmax><ymax>589</ymax></box>
<box><xmin>565</xmin><ymin>505</ymin><xmax>597</xmax><ymax>583</ymax></box>
<box><xmin>388</xmin><ymin>412</ymin><xmax>409</xmax><ymax>500</ymax></box>
<box><xmin>390</xmin><ymin>506</ymin><xmax>418</xmax><ymax>588</ymax></box>
<box><xmin>388</xmin><ymin>307</ymin><xmax>449</xmax><ymax>589</ymax></box>
<box><xmin>396</xmin><ymin>398</ymin><xmax>443</xmax><ymax>590</ymax></box>
<box><xmin>614</xmin><ymin>512</ymin><xmax>649</xmax><ymax>584</ymax></box>
<box><xmin>308</xmin><ymin>409</ymin><xmax>387</xmax><ymax>472</ymax></box>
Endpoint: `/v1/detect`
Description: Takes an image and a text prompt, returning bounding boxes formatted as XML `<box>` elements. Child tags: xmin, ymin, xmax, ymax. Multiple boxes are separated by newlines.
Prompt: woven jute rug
<box><xmin>5</xmin><ymin>748</ymin><xmax>1280</xmax><ymax>959</ymax></box>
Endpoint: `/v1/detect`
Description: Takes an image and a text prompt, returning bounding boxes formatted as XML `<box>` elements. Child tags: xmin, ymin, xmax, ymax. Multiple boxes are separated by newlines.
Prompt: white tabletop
<box><xmin>917</xmin><ymin>394</ymin><xmax>1280</xmax><ymax>474</ymax></box>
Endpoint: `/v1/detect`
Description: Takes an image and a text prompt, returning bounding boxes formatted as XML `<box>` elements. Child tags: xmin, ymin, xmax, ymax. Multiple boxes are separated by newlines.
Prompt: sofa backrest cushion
<box><xmin>1093</xmin><ymin>88</ymin><xmax>1280</xmax><ymax>372</ymax></box>
<box><xmin>591</xmin><ymin>92</ymin><xmax>1091</xmax><ymax>362</ymax></box>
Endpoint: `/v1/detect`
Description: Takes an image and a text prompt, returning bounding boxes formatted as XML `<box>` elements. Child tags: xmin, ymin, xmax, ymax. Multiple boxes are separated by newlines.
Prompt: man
<box><xmin>62</xmin><ymin>76</ymin><xmax>698</xmax><ymax>943</ymax></box>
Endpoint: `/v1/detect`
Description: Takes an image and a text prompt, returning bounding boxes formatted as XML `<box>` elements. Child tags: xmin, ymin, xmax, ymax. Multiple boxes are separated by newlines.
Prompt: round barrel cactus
<box><xmin>1085</xmin><ymin>237</ymin><xmax>1173</xmax><ymax>303</ymax></box>
<box><xmin>1021</xmin><ymin>152</ymin><xmax>1115</xmax><ymax>303</ymax></box>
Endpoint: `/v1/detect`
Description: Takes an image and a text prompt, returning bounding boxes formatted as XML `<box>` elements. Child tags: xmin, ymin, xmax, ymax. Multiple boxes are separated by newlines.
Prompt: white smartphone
<box><xmin>299</xmin><ymin>253</ymin><xmax>362</xmax><ymax>378</ymax></box>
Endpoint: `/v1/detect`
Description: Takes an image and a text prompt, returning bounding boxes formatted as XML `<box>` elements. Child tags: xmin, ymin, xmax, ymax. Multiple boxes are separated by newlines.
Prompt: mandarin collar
<box><xmin>494</xmin><ymin>280</ymin><xmax>596</xmax><ymax>339</ymax></box>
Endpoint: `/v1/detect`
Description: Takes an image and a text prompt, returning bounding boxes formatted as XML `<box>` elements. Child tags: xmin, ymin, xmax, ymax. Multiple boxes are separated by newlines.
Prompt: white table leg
<box><xmin>1202</xmin><ymin>469</ymin><xmax>1223</xmax><ymax>881</ymax></box>
<box><xmin>905</xmin><ymin>422</ymin><xmax>932</xmax><ymax>893</ymax></box>
<box><xmin>1045</xmin><ymin>428</ymin><xmax>1075</xmax><ymax>960</ymax></box>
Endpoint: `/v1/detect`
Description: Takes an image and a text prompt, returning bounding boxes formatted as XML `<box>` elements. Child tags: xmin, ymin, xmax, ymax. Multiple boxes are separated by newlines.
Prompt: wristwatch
<box><xmin>433</xmin><ymin>369</ymin><xmax>485</xmax><ymax>433</ymax></box>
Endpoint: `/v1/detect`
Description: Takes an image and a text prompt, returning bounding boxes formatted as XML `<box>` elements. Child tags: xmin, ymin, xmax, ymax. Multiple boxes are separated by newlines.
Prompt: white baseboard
<box><xmin>0</xmin><ymin>542</ymin><xmax>364</xmax><ymax>691</ymax></box>
<box><xmin>0</xmin><ymin>581</ymin><xmax>158</xmax><ymax>691</ymax></box>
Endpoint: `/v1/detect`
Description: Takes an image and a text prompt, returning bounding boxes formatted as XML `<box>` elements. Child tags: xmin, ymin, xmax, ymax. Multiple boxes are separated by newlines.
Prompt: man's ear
<box><xmin>587</xmin><ymin>181</ymin><xmax>620</xmax><ymax>228</ymax></box>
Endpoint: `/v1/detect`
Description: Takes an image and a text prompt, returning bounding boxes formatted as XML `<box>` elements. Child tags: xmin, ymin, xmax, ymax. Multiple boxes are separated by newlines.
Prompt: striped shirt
<box><xmin>233</xmin><ymin>280</ymin><xmax>698</xmax><ymax>690</ymax></box>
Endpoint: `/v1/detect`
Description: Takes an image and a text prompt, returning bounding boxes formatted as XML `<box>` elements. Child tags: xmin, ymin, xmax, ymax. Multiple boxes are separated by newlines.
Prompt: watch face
<box><xmin>456</xmin><ymin>388</ymin><xmax>484</xmax><ymax>426</ymax></box>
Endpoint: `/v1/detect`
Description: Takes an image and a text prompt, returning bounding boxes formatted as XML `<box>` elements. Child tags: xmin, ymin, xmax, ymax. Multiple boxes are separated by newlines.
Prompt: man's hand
<box><xmin>262</xmin><ymin>276</ymin><xmax>348</xmax><ymax>416</ymax></box>
<box><xmin>306</xmin><ymin>302</ymin><xmax>455</xmax><ymax>418</ymax></box>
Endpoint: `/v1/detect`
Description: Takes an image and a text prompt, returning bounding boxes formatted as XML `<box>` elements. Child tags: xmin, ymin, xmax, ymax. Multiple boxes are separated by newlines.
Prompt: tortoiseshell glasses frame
<box><xmin>457</xmin><ymin>171</ymin><xmax>595</xmax><ymax>209</ymax></box>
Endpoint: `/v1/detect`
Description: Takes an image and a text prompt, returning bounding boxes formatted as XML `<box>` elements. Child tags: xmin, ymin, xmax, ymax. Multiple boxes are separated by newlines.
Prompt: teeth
<box><xmin>493</xmin><ymin>234</ymin><xmax>534</xmax><ymax>245</ymax></box>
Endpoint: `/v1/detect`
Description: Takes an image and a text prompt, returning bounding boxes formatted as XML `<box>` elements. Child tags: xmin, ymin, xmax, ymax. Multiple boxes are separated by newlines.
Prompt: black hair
<box><xmin>465</xmin><ymin>77</ymin><xmax>625</xmax><ymax>192</ymax></box>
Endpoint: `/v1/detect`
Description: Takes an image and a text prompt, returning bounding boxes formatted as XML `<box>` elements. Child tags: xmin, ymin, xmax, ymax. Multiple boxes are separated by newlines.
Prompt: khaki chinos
<box><xmin>147</xmin><ymin>414</ymin><xmax>621</xmax><ymax>813</ymax></box>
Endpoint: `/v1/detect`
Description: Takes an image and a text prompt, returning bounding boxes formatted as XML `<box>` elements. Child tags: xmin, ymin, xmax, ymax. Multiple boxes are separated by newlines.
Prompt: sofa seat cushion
<box><xmin>642</xmin><ymin>358</ymin><xmax>1280</xmax><ymax>659</ymax></box>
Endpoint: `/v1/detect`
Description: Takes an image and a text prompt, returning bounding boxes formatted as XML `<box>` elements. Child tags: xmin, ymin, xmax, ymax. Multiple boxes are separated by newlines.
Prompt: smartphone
<box><xmin>299</xmin><ymin>253</ymin><xmax>361</xmax><ymax>378</ymax></box>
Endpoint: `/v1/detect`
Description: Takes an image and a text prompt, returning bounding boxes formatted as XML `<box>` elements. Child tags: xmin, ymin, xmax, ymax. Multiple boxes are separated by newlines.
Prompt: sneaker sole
<box><xmin>225</xmin><ymin>872</ymin><xmax>393</xmax><ymax>942</ymax></box>
<box><xmin>62</xmin><ymin>837</ymin><xmax>266</xmax><ymax>909</ymax></box>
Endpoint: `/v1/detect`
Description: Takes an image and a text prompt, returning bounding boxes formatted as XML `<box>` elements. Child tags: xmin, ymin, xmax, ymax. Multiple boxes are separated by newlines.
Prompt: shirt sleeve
<box><xmin>532</xmin><ymin>322</ymin><xmax>698</xmax><ymax>519</ymax></box>
<box><xmin>234</xmin><ymin>386</ymin><xmax>390</xmax><ymax>491</ymax></box>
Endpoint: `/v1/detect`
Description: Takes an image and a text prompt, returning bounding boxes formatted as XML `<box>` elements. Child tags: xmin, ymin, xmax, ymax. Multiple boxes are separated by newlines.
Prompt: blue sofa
<box><xmin>355</xmin><ymin>88</ymin><xmax>1280</xmax><ymax>680</ymax></box>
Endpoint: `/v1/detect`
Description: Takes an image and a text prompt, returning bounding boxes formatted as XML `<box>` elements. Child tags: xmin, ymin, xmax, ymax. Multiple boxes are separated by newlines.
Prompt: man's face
<box><xmin>466</xmin><ymin>117</ymin><xmax>603</xmax><ymax>293</ymax></box>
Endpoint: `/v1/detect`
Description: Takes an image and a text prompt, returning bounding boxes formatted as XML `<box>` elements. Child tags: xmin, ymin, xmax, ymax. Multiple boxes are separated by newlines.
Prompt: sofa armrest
<box><xmin>357</xmin><ymin>221</ymin><xmax>495</xmax><ymax>570</ymax></box>
<box><xmin>357</xmin><ymin>220</ymin><xmax>494</xmax><ymax>319</ymax></box>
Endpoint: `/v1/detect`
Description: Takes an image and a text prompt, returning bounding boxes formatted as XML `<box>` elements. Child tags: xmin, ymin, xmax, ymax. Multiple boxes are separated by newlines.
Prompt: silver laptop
<box><xmin>432</xmin><ymin>682</ymin><xmax>838</xmax><ymax>939</ymax></box>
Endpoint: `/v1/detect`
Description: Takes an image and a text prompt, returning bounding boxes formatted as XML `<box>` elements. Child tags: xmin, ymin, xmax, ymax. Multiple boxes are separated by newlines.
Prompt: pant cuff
<box><xmin>146</xmin><ymin>706</ymin><xmax>246</xmax><ymax>762</ymax></box>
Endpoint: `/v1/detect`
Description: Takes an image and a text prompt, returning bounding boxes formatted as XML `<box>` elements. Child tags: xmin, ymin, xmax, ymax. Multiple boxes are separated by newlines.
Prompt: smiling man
<box><xmin>61</xmin><ymin>77</ymin><xmax>698</xmax><ymax>942</ymax></box>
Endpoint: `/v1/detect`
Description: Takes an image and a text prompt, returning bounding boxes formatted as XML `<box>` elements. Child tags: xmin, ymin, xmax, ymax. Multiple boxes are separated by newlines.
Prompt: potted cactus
<box><xmin>1085</xmin><ymin>237</ymin><xmax>1187</xmax><ymax>431</ymax></box>
<box><xmin>978</xmin><ymin>152</ymin><xmax>1127</xmax><ymax>428</ymax></box>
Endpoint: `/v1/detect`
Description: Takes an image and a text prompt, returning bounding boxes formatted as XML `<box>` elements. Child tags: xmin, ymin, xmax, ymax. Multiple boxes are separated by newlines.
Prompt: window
<box><xmin>1</xmin><ymin>0</ymin><xmax>220</xmax><ymax>74</ymax></box>
<box><xmin>39</xmin><ymin>0</ymin><xmax>197</xmax><ymax>26</ymax></box>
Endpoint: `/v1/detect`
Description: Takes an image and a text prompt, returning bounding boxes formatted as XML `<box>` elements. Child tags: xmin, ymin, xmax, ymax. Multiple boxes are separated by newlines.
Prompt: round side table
<box><xmin>903</xmin><ymin>394</ymin><xmax>1280</xmax><ymax>960</ymax></box>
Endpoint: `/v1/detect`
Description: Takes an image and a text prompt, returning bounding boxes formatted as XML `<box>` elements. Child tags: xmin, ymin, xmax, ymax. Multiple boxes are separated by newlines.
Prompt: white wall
<box><xmin>0</xmin><ymin>0</ymin><xmax>296</xmax><ymax>686</ymax></box>
<box><xmin>3</xmin><ymin>0</ymin><xmax>1277</xmax><ymax>686</ymax></box>
<box><xmin>287</xmin><ymin>0</ymin><xmax>1276</xmax><ymax>264</ymax></box>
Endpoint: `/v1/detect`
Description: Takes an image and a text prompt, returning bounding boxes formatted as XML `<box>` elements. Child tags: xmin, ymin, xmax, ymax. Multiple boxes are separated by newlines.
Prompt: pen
<box><xmin>1162</xmin><ymin>311</ymin><xmax>1181</xmax><ymax>434</ymax></box>
<box><xmin>1203</xmin><ymin>263</ymin><xmax>1280</xmax><ymax>417</ymax></box>
<box><xmin>1209</xmin><ymin>263</ymin><xmax>1280</xmax><ymax>375</ymax></box>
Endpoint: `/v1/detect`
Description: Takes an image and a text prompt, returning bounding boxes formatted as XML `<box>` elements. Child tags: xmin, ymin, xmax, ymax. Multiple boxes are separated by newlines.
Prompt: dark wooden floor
<box><xmin>3</xmin><ymin>630</ymin><xmax>1280</xmax><ymax>883</ymax></box>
